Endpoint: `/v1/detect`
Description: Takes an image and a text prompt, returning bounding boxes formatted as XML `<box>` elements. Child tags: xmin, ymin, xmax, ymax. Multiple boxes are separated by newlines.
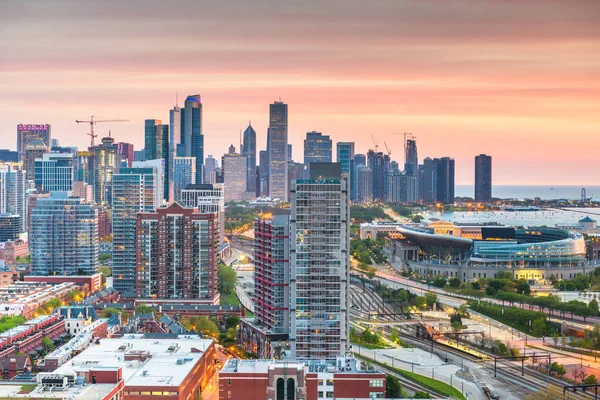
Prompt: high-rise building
<box><xmin>136</xmin><ymin>202</ymin><xmax>219</xmax><ymax>303</ymax></box>
<box><xmin>289</xmin><ymin>163</ymin><xmax>349</xmax><ymax>360</ymax></box>
<box><xmin>222</xmin><ymin>153</ymin><xmax>248</xmax><ymax>202</ymax></box>
<box><xmin>336</xmin><ymin>142</ymin><xmax>355</xmax><ymax>173</ymax></box>
<box><xmin>24</xmin><ymin>140</ymin><xmax>48</xmax><ymax>181</ymax></box>
<box><xmin>475</xmin><ymin>154</ymin><xmax>492</xmax><ymax>203</ymax></box>
<box><xmin>91</xmin><ymin>135</ymin><xmax>121</xmax><ymax>205</ymax></box>
<box><xmin>287</xmin><ymin>162</ymin><xmax>305</xmax><ymax>201</ymax></box>
<box><xmin>30</xmin><ymin>192</ymin><xmax>98</xmax><ymax>276</ymax></box>
<box><xmin>17</xmin><ymin>124</ymin><xmax>51</xmax><ymax>161</ymax></box>
<box><xmin>304</xmin><ymin>131</ymin><xmax>332</xmax><ymax>176</ymax></box>
<box><xmin>111</xmin><ymin>161</ymin><xmax>161</xmax><ymax>294</ymax></box>
<box><xmin>242</xmin><ymin>124</ymin><xmax>257</xmax><ymax>193</ymax></box>
<box><xmin>76</xmin><ymin>151</ymin><xmax>93</xmax><ymax>185</ymax></box>
<box><xmin>435</xmin><ymin>157</ymin><xmax>455</xmax><ymax>204</ymax></box>
<box><xmin>287</xmin><ymin>144</ymin><xmax>293</xmax><ymax>162</ymax></box>
<box><xmin>170</xmin><ymin>103</ymin><xmax>182</xmax><ymax>157</ymax></box>
<box><xmin>388</xmin><ymin>173</ymin><xmax>419</xmax><ymax>203</ymax></box>
<box><xmin>258</xmin><ymin>150</ymin><xmax>269</xmax><ymax>196</ymax></box>
<box><xmin>0</xmin><ymin>214</ymin><xmax>21</xmax><ymax>243</ymax></box>
<box><xmin>367</xmin><ymin>150</ymin><xmax>390</xmax><ymax>201</ymax></box>
<box><xmin>268</xmin><ymin>101</ymin><xmax>288</xmax><ymax>201</ymax></box>
<box><xmin>354</xmin><ymin>163</ymin><xmax>372</xmax><ymax>203</ymax></box>
<box><xmin>134</xmin><ymin>150</ymin><xmax>146</xmax><ymax>162</ymax></box>
<box><xmin>422</xmin><ymin>157</ymin><xmax>437</xmax><ymax>203</ymax></box>
<box><xmin>173</xmin><ymin>157</ymin><xmax>196</xmax><ymax>201</ymax></box>
<box><xmin>179</xmin><ymin>95</ymin><xmax>204</xmax><ymax>184</ymax></box>
<box><xmin>145</xmin><ymin>119</ymin><xmax>170</xmax><ymax>202</ymax></box>
<box><xmin>204</xmin><ymin>155</ymin><xmax>218</xmax><ymax>185</ymax></box>
<box><xmin>352</xmin><ymin>154</ymin><xmax>366</xmax><ymax>201</ymax></box>
<box><xmin>180</xmin><ymin>183</ymin><xmax>225</xmax><ymax>248</ymax></box>
<box><xmin>0</xmin><ymin>150</ymin><xmax>18</xmax><ymax>163</ymax></box>
<box><xmin>72</xmin><ymin>181</ymin><xmax>94</xmax><ymax>203</ymax></box>
<box><xmin>0</xmin><ymin>164</ymin><xmax>28</xmax><ymax>232</ymax></box>
<box><xmin>116</xmin><ymin>142</ymin><xmax>134</xmax><ymax>167</ymax></box>
<box><xmin>34</xmin><ymin>152</ymin><xmax>75</xmax><ymax>192</ymax></box>
<box><xmin>27</xmin><ymin>192</ymin><xmax>49</xmax><ymax>232</ymax></box>
<box><xmin>405</xmin><ymin>139</ymin><xmax>418</xmax><ymax>175</ymax></box>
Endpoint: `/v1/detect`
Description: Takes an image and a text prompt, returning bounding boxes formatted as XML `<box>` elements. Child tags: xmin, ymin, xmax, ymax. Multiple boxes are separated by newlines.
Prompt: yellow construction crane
<box><xmin>75</xmin><ymin>116</ymin><xmax>128</xmax><ymax>147</ymax></box>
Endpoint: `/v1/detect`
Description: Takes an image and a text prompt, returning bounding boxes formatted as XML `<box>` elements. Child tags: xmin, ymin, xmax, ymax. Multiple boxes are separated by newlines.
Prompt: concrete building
<box><xmin>404</xmin><ymin>138</ymin><xmax>418</xmax><ymax>175</ymax></box>
<box><xmin>111</xmin><ymin>163</ymin><xmax>161</xmax><ymax>295</ymax></box>
<box><xmin>0</xmin><ymin>282</ymin><xmax>78</xmax><ymax>317</ymax></box>
<box><xmin>116</xmin><ymin>142</ymin><xmax>134</xmax><ymax>167</ymax></box>
<box><xmin>17</xmin><ymin>124</ymin><xmax>51</xmax><ymax>161</ymax></box>
<box><xmin>219</xmin><ymin>357</ymin><xmax>385</xmax><ymax>400</ymax></box>
<box><xmin>173</xmin><ymin>156</ymin><xmax>196</xmax><ymax>201</ymax></box>
<box><xmin>354</xmin><ymin>163</ymin><xmax>372</xmax><ymax>203</ymax></box>
<box><xmin>0</xmin><ymin>164</ymin><xmax>28</xmax><ymax>233</ymax></box>
<box><xmin>289</xmin><ymin>163</ymin><xmax>349</xmax><ymax>360</ymax></box>
<box><xmin>34</xmin><ymin>151</ymin><xmax>75</xmax><ymax>192</ymax></box>
<box><xmin>72</xmin><ymin>181</ymin><xmax>94</xmax><ymax>203</ymax></box>
<box><xmin>222</xmin><ymin>152</ymin><xmax>249</xmax><ymax>202</ymax></box>
<box><xmin>475</xmin><ymin>154</ymin><xmax>492</xmax><ymax>202</ymax></box>
<box><xmin>0</xmin><ymin>150</ymin><xmax>18</xmax><ymax>163</ymax></box>
<box><xmin>204</xmin><ymin>154</ymin><xmax>218</xmax><ymax>184</ymax></box>
<box><xmin>23</xmin><ymin>139</ymin><xmax>48</xmax><ymax>181</ymax></box>
<box><xmin>367</xmin><ymin>150</ymin><xmax>390</xmax><ymax>202</ymax></box>
<box><xmin>30</xmin><ymin>192</ymin><xmax>98</xmax><ymax>276</ymax></box>
<box><xmin>421</xmin><ymin>157</ymin><xmax>437</xmax><ymax>203</ymax></box>
<box><xmin>144</xmin><ymin>119</ymin><xmax>170</xmax><ymax>202</ymax></box>
<box><xmin>268</xmin><ymin>101</ymin><xmax>288</xmax><ymax>202</ymax></box>
<box><xmin>242</xmin><ymin>123</ymin><xmax>257</xmax><ymax>193</ymax></box>
<box><xmin>91</xmin><ymin>135</ymin><xmax>121</xmax><ymax>205</ymax></box>
<box><xmin>304</xmin><ymin>131</ymin><xmax>332</xmax><ymax>176</ymax></box>
<box><xmin>435</xmin><ymin>157</ymin><xmax>455</xmax><ymax>204</ymax></box>
<box><xmin>180</xmin><ymin>183</ymin><xmax>225</xmax><ymax>249</ymax></box>
<box><xmin>136</xmin><ymin>203</ymin><xmax>219</xmax><ymax>304</ymax></box>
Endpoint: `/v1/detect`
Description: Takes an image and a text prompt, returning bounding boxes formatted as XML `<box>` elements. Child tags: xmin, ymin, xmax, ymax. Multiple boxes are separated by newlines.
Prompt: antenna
<box><xmin>176</xmin><ymin>92</ymin><xmax>178</xmax><ymax>107</ymax></box>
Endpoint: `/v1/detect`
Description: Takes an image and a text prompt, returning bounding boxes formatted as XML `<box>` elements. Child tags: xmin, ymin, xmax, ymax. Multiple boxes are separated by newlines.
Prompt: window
<box><xmin>369</xmin><ymin>379</ymin><xmax>384</xmax><ymax>387</ymax></box>
<box><xmin>370</xmin><ymin>393</ymin><xmax>384</xmax><ymax>399</ymax></box>
<box><xmin>326</xmin><ymin>379</ymin><xmax>334</xmax><ymax>386</ymax></box>
<box><xmin>228</xmin><ymin>379</ymin><xmax>231</xmax><ymax>386</ymax></box>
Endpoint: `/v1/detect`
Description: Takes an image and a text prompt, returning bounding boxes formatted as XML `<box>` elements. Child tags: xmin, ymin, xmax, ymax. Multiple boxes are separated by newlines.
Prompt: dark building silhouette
<box><xmin>475</xmin><ymin>154</ymin><xmax>492</xmax><ymax>202</ymax></box>
<box><xmin>434</xmin><ymin>157</ymin><xmax>455</xmax><ymax>204</ymax></box>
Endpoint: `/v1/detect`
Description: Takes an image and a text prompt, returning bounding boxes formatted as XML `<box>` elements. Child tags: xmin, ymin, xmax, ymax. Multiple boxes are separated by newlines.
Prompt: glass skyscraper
<box><xmin>173</xmin><ymin>157</ymin><xmax>196</xmax><ymax>201</ymax></box>
<box><xmin>178</xmin><ymin>95</ymin><xmax>204</xmax><ymax>185</ymax></box>
<box><xmin>268</xmin><ymin>101</ymin><xmax>288</xmax><ymax>201</ymax></box>
<box><xmin>30</xmin><ymin>192</ymin><xmax>98</xmax><ymax>276</ymax></box>
<box><xmin>0</xmin><ymin>163</ymin><xmax>28</xmax><ymax>232</ymax></box>
<box><xmin>475</xmin><ymin>154</ymin><xmax>492</xmax><ymax>202</ymax></box>
<box><xmin>303</xmin><ymin>132</ymin><xmax>332</xmax><ymax>176</ymax></box>
<box><xmin>34</xmin><ymin>152</ymin><xmax>75</xmax><ymax>192</ymax></box>
<box><xmin>144</xmin><ymin>119</ymin><xmax>170</xmax><ymax>202</ymax></box>
<box><xmin>242</xmin><ymin>124</ymin><xmax>257</xmax><ymax>193</ymax></box>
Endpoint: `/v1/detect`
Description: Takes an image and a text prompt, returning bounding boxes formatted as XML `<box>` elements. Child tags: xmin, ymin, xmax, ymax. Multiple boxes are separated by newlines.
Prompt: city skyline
<box><xmin>2</xmin><ymin>0</ymin><xmax>599</xmax><ymax>185</ymax></box>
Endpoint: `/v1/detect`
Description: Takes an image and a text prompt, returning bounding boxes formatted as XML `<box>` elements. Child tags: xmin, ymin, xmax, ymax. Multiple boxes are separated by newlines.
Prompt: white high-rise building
<box><xmin>180</xmin><ymin>183</ymin><xmax>225</xmax><ymax>247</ymax></box>
<box><xmin>0</xmin><ymin>163</ymin><xmax>28</xmax><ymax>233</ymax></box>
<box><xmin>222</xmin><ymin>153</ymin><xmax>248</xmax><ymax>202</ymax></box>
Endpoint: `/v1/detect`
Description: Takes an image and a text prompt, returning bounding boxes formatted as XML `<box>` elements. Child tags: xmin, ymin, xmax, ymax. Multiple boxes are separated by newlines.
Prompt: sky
<box><xmin>1</xmin><ymin>0</ymin><xmax>599</xmax><ymax>185</ymax></box>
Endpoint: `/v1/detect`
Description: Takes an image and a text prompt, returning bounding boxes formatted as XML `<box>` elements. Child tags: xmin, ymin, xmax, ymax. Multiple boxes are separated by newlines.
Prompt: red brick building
<box><xmin>0</xmin><ymin>356</ymin><xmax>31</xmax><ymax>379</ymax></box>
<box><xmin>97</xmin><ymin>206</ymin><xmax>112</xmax><ymax>239</ymax></box>
<box><xmin>0</xmin><ymin>240</ymin><xmax>29</xmax><ymax>264</ymax></box>
<box><xmin>24</xmin><ymin>273</ymin><xmax>102</xmax><ymax>293</ymax></box>
<box><xmin>219</xmin><ymin>357</ymin><xmax>386</xmax><ymax>400</ymax></box>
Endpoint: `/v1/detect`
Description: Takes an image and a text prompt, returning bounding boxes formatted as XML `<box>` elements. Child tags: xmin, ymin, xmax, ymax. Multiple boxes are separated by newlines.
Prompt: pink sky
<box><xmin>1</xmin><ymin>0</ymin><xmax>599</xmax><ymax>185</ymax></box>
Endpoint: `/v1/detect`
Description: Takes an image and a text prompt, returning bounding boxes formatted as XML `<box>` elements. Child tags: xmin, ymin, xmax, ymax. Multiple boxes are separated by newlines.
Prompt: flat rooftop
<box><xmin>0</xmin><ymin>382</ymin><xmax>116</xmax><ymax>400</ymax></box>
<box><xmin>221</xmin><ymin>357</ymin><xmax>365</xmax><ymax>374</ymax></box>
<box><xmin>54</xmin><ymin>335</ymin><xmax>213</xmax><ymax>388</ymax></box>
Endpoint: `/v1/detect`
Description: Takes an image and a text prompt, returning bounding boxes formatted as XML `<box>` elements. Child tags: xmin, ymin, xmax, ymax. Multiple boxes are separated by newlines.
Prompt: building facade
<box><xmin>242</xmin><ymin>124</ymin><xmax>257</xmax><ymax>193</ymax></box>
<box><xmin>304</xmin><ymin>132</ymin><xmax>332</xmax><ymax>176</ymax></box>
<box><xmin>23</xmin><ymin>140</ymin><xmax>48</xmax><ymax>181</ymax></box>
<box><xmin>179</xmin><ymin>94</ymin><xmax>204</xmax><ymax>184</ymax></box>
<box><xmin>268</xmin><ymin>101</ymin><xmax>288</xmax><ymax>202</ymax></box>
<box><xmin>34</xmin><ymin>152</ymin><xmax>75</xmax><ymax>192</ymax></box>
<box><xmin>475</xmin><ymin>154</ymin><xmax>492</xmax><ymax>202</ymax></box>
<box><xmin>91</xmin><ymin>136</ymin><xmax>121</xmax><ymax>205</ymax></box>
<box><xmin>0</xmin><ymin>215</ymin><xmax>21</xmax><ymax>243</ymax></box>
<box><xmin>222</xmin><ymin>153</ymin><xmax>248</xmax><ymax>202</ymax></box>
<box><xmin>180</xmin><ymin>183</ymin><xmax>225</xmax><ymax>247</ymax></box>
<box><xmin>136</xmin><ymin>203</ymin><xmax>219</xmax><ymax>303</ymax></box>
<box><xmin>435</xmin><ymin>157</ymin><xmax>455</xmax><ymax>204</ymax></box>
<box><xmin>144</xmin><ymin>119</ymin><xmax>170</xmax><ymax>201</ymax></box>
<box><xmin>17</xmin><ymin>124</ymin><xmax>51</xmax><ymax>161</ymax></box>
<box><xmin>0</xmin><ymin>164</ymin><xmax>28</xmax><ymax>233</ymax></box>
<box><xmin>30</xmin><ymin>192</ymin><xmax>98</xmax><ymax>276</ymax></box>
<box><xmin>173</xmin><ymin>157</ymin><xmax>196</xmax><ymax>201</ymax></box>
<box><xmin>116</xmin><ymin>142</ymin><xmax>134</xmax><ymax>167</ymax></box>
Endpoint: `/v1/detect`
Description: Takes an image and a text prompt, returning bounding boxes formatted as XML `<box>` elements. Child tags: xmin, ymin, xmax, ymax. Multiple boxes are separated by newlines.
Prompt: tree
<box><xmin>448</xmin><ymin>278</ymin><xmax>461</xmax><ymax>288</ymax></box>
<box><xmin>471</xmin><ymin>281</ymin><xmax>481</xmax><ymax>290</ymax></box>
<box><xmin>218</xmin><ymin>264</ymin><xmax>238</xmax><ymax>295</ymax></box>
<box><xmin>101</xmin><ymin>308</ymin><xmax>120</xmax><ymax>318</ymax></box>
<box><xmin>584</xmin><ymin>374</ymin><xmax>598</xmax><ymax>385</ymax></box>
<box><xmin>135</xmin><ymin>304</ymin><xmax>154</xmax><ymax>314</ymax></box>
<box><xmin>516</xmin><ymin>280</ymin><xmax>531</xmax><ymax>295</ymax></box>
<box><xmin>225</xmin><ymin>316</ymin><xmax>240</xmax><ymax>330</ymax></box>
<box><xmin>549</xmin><ymin>362</ymin><xmax>566</xmax><ymax>377</ymax></box>
<box><xmin>414</xmin><ymin>296</ymin><xmax>427</xmax><ymax>309</ymax></box>
<box><xmin>425</xmin><ymin>292</ymin><xmax>437</xmax><ymax>308</ymax></box>
<box><xmin>572</xmin><ymin>366</ymin><xmax>587</xmax><ymax>383</ymax></box>
<box><xmin>451</xmin><ymin>321</ymin><xmax>463</xmax><ymax>332</ymax></box>
<box><xmin>41</xmin><ymin>336</ymin><xmax>55</xmax><ymax>352</ymax></box>
<box><xmin>589</xmin><ymin>299</ymin><xmax>600</xmax><ymax>316</ymax></box>
<box><xmin>509</xmin><ymin>348</ymin><xmax>520</xmax><ymax>357</ymax></box>
<box><xmin>413</xmin><ymin>392</ymin><xmax>432</xmax><ymax>399</ymax></box>
<box><xmin>385</xmin><ymin>375</ymin><xmax>401</xmax><ymax>398</ymax></box>
<box><xmin>531</xmin><ymin>319</ymin><xmax>547</xmax><ymax>337</ymax></box>
<box><xmin>390</xmin><ymin>327</ymin><xmax>399</xmax><ymax>344</ymax></box>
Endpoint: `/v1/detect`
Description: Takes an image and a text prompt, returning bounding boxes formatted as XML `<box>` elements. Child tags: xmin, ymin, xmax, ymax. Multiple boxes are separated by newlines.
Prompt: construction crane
<box><xmin>75</xmin><ymin>116</ymin><xmax>129</xmax><ymax>147</ymax></box>
<box><xmin>369</xmin><ymin>133</ymin><xmax>379</xmax><ymax>152</ymax></box>
<box><xmin>390</xmin><ymin>132</ymin><xmax>417</xmax><ymax>151</ymax></box>
<box><xmin>384</xmin><ymin>142</ymin><xmax>392</xmax><ymax>157</ymax></box>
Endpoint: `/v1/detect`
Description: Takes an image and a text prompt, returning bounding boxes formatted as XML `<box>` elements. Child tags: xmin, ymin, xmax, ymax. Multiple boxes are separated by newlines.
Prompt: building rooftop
<box><xmin>0</xmin><ymin>382</ymin><xmax>116</xmax><ymax>400</ymax></box>
<box><xmin>54</xmin><ymin>335</ymin><xmax>213</xmax><ymax>388</ymax></box>
<box><xmin>221</xmin><ymin>356</ymin><xmax>366</xmax><ymax>375</ymax></box>
<box><xmin>580</xmin><ymin>216</ymin><xmax>596</xmax><ymax>223</ymax></box>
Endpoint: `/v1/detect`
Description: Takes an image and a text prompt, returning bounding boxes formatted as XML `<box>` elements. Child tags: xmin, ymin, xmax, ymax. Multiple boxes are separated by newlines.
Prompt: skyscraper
<box><xmin>23</xmin><ymin>140</ymin><xmax>48</xmax><ymax>181</ymax></box>
<box><xmin>136</xmin><ymin>202</ymin><xmax>219</xmax><ymax>303</ymax></box>
<box><xmin>34</xmin><ymin>152</ymin><xmax>75</xmax><ymax>192</ymax></box>
<box><xmin>116</xmin><ymin>142</ymin><xmax>134</xmax><ymax>168</ymax></box>
<box><xmin>222</xmin><ymin>152</ymin><xmax>248</xmax><ymax>202</ymax></box>
<box><xmin>304</xmin><ymin>131</ymin><xmax>332</xmax><ymax>176</ymax></box>
<box><xmin>91</xmin><ymin>135</ymin><xmax>121</xmax><ymax>205</ymax></box>
<box><xmin>367</xmin><ymin>150</ymin><xmax>390</xmax><ymax>201</ymax></box>
<box><xmin>180</xmin><ymin>95</ymin><xmax>204</xmax><ymax>184</ymax></box>
<box><xmin>0</xmin><ymin>164</ymin><xmax>28</xmax><ymax>232</ymax></box>
<box><xmin>17</xmin><ymin>124</ymin><xmax>51</xmax><ymax>161</ymax></box>
<box><xmin>268</xmin><ymin>101</ymin><xmax>288</xmax><ymax>201</ymax></box>
<box><xmin>435</xmin><ymin>157</ymin><xmax>455</xmax><ymax>204</ymax></box>
<box><xmin>475</xmin><ymin>154</ymin><xmax>492</xmax><ymax>202</ymax></box>
<box><xmin>111</xmin><ymin>161</ymin><xmax>161</xmax><ymax>294</ymax></box>
<box><xmin>30</xmin><ymin>192</ymin><xmax>98</xmax><ymax>276</ymax></box>
<box><xmin>204</xmin><ymin>155</ymin><xmax>218</xmax><ymax>184</ymax></box>
<box><xmin>404</xmin><ymin>139</ymin><xmax>418</xmax><ymax>175</ymax></box>
<box><xmin>336</xmin><ymin>142</ymin><xmax>355</xmax><ymax>173</ymax></box>
<box><xmin>259</xmin><ymin>150</ymin><xmax>269</xmax><ymax>196</ymax></box>
<box><xmin>173</xmin><ymin>157</ymin><xmax>196</xmax><ymax>201</ymax></box>
<box><xmin>289</xmin><ymin>163</ymin><xmax>349</xmax><ymax>360</ymax></box>
<box><xmin>242</xmin><ymin>124</ymin><xmax>257</xmax><ymax>193</ymax></box>
<box><xmin>287</xmin><ymin>144</ymin><xmax>293</xmax><ymax>162</ymax></box>
<box><xmin>144</xmin><ymin>119</ymin><xmax>170</xmax><ymax>202</ymax></box>
<box><xmin>422</xmin><ymin>157</ymin><xmax>437</xmax><ymax>203</ymax></box>
<box><xmin>354</xmin><ymin>163</ymin><xmax>372</xmax><ymax>203</ymax></box>
<box><xmin>180</xmin><ymin>183</ymin><xmax>225</xmax><ymax>248</ymax></box>
<box><xmin>0</xmin><ymin>215</ymin><xmax>21</xmax><ymax>243</ymax></box>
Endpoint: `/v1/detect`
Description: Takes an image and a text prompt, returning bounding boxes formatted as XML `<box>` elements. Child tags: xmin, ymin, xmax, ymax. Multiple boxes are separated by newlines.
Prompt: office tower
<box><xmin>289</xmin><ymin>163</ymin><xmax>349</xmax><ymax>360</ymax></box>
<box><xmin>354</xmin><ymin>163</ymin><xmax>373</xmax><ymax>203</ymax></box>
<box><xmin>116</xmin><ymin>142</ymin><xmax>134</xmax><ymax>167</ymax></box>
<box><xmin>222</xmin><ymin>153</ymin><xmax>248</xmax><ymax>202</ymax></box>
<box><xmin>0</xmin><ymin>214</ymin><xmax>21</xmax><ymax>243</ymax></box>
<box><xmin>72</xmin><ymin>181</ymin><xmax>94</xmax><ymax>203</ymax></box>
<box><xmin>17</xmin><ymin>124</ymin><xmax>51</xmax><ymax>160</ymax></box>
<box><xmin>134</xmin><ymin>150</ymin><xmax>146</xmax><ymax>162</ymax></box>
<box><xmin>27</xmin><ymin>192</ymin><xmax>49</xmax><ymax>232</ymax></box>
<box><xmin>422</xmin><ymin>157</ymin><xmax>437</xmax><ymax>202</ymax></box>
<box><xmin>204</xmin><ymin>155</ymin><xmax>218</xmax><ymax>184</ymax></box>
<box><xmin>145</xmin><ymin>119</ymin><xmax>170</xmax><ymax>202</ymax></box>
<box><xmin>24</xmin><ymin>140</ymin><xmax>48</xmax><ymax>181</ymax></box>
<box><xmin>268</xmin><ymin>101</ymin><xmax>288</xmax><ymax>201</ymax></box>
<box><xmin>287</xmin><ymin>162</ymin><xmax>305</xmax><ymax>201</ymax></box>
<box><xmin>475</xmin><ymin>154</ymin><xmax>492</xmax><ymax>202</ymax></box>
<box><xmin>0</xmin><ymin>150</ymin><xmax>18</xmax><ymax>163</ymax></box>
<box><xmin>111</xmin><ymin>161</ymin><xmax>161</xmax><ymax>294</ymax></box>
<box><xmin>170</xmin><ymin>103</ymin><xmax>182</xmax><ymax>157</ymax></box>
<box><xmin>287</xmin><ymin>144</ymin><xmax>293</xmax><ymax>162</ymax></box>
<box><xmin>228</xmin><ymin>144</ymin><xmax>236</xmax><ymax>154</ymax></box>
<box><xmin>404</xmin><ymin>139</ymin><xmax>418</xmax><ymax>175</ymax></box>
<box><xmin>304</xmin><ymin>131</ymin><xmax>332</xmax><ymax>176</ymax></box>
<box><xmin>30</xmin><ymin>192</ymin><xmax>98</xmax><ymax>276</ymax></box>
<box><xmin>435</xmin><ymin>157</ymin><xmax>455</xmax><ymax>204</ymax></box>
<box><xmin>242</xmin><ymin>124</ymin><xmax>257</xmax><ymax>193</ymax></box>
<box><xmin>76</xmin><ymin>150</ymin><xmax>93</xmax><ymax>185</ymax></box>
<box><xmin>51</xmin><ymin>139</ymin><xmax>60</xmax><ymax>148</ymax></box>
<box><xmin>136</xmin><ymin>202</ymin><xmax>219</xmax><ymax>303</ymax></box>
<box><xmin>336</xmin><ymin>142</ymin><xmax>355</xmax><ymax>173</ymax></box>
<box><xmin>91</xmin><ymin>135</ymin><xmax>121</xmax><ymax>205</ymax></box>
<box><xmin>367</xmin><ymin>150</ymin><xmax>390</xmax><ymax>201</ymax></box>
<box><xmin>352</xmin><ymin>154</ymin><xmax>366</xmax><ymax>202</ymax></box>
<box><xmin>180</xmin><ymin>183</ymin><xmax>225</xmax><ymax>248</ymax></box>
<box><xmin>177</xmin><ymin>94</ymin><xmax>204</xmax><ymax>184</ymax></box>
<box><xmin>259</xmin><ymin>150</ymin><xmax>269</xmax><ymax>196</ymax></box>
<box><xmin>34</xmin><ymin>152</ymin><xmax>75</xmax><ymax>192</ymax></box>
<box><xmin>173</xmin><ymin>157</ymin><xmax>196</xmax><ymax>201</ymax></box>
<box><xmin>389</xmin><ymin>174</ymin><xmax>419</xmax><ymax>203</ymax></box>
<box><xmin>0</xmin><ymin>164</ymin><xmax>28</xmax><ymax>232</ymax></box>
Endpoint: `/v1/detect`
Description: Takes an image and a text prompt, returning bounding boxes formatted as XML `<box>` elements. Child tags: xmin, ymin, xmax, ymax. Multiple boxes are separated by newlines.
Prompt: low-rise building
<box><xmin>24</xmin><ymin>273</ymin><xmax>102</xmax><ymax>293</ymax></box>
<box><xmin>0</xmin><ymin>282</ymin><xmax>78</xmax><ymax>318</ymax></box>
<box><xmin>0</xmin><ymin>240</ymin><xmax>29</xmax><ymax>264</ymax></box>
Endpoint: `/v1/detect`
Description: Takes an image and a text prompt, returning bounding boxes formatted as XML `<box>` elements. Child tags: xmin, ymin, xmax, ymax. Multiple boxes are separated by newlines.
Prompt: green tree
<box><xmin>99</xmin><ymin>253</ymin><xmax>112</xmax><ymax>263</ymax></box>
<box><xmin>385</xmin><ymin>375</ymin><xmax>401</xmax><ymax>398</ymax></box>
<box><xmin>390</xmin><ymin>327</ymin><xmax>399</xmax><ymax>343</ymax></box>
<box><xmin>225</xmin><ymin>316</ymin><xmax>240</xmax><ymax>330</ymax></box>
<box><xmin>425</xmin><ymin>292</ymin><xmax>437</xmax><ymax>307</ymax></box>
<box><xmin>101</xmin><ymin>308</ymin><xmax>120</xmax><ymax>318</ymax></box>
<box><xmin>218</xmin><ymin>264</ymin><xmax>238</xmax><ymax>295</ymax></box>
<box><xmin>584</xmin><ymin>374</ymin><xmax>598</xmax><ymax>384</ymax></box>
<box><xmin>41</xmin><ymin>336</ymin><xmax>55</xmax><ymax>352</ymax></box>
<box><xmin>549</xmin><ymin>362</ymin><xmax>566</xmax><ymax>377</ymax></box>
<box><xmin>414</xmin><ymin>296</ymin><xmax>427</xmax><ymax>309</ymax></box>
<box><xmin>413</xmin><ymin>392</ymin><xmax>432</xmax><ymax>399</ymax></box>
<box><xmin>531</xmin><ymin>318</ymin><xmax>547</xmax><ymax>337</ymax></box>
<box><xmin>448</xmin><ymin>278</ymin><xmax>461</xmax><ymax>288</ymax></box>
<box><xmin>517</xmin><ymin>280</ymin><xmax>531</xmax><ymax>295</ymax></box>
<box><xmin>589</xmin><ymin>299</ymin><xmax>600</xmax><ymax>316</ymax></box>
<box><xmin>509</xmin><ymin>348</ymin><xmax>520</xmax><ymax>357</ymax></box>
<box><xmin>451</xmin><ymin>321</ymin><xmax>462</xmax><ymax>332</ymax></box>
<box><xmin>135</xmin><ymin>304</ymin><xmax>154</xmax><ymax>314</ymax></box>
